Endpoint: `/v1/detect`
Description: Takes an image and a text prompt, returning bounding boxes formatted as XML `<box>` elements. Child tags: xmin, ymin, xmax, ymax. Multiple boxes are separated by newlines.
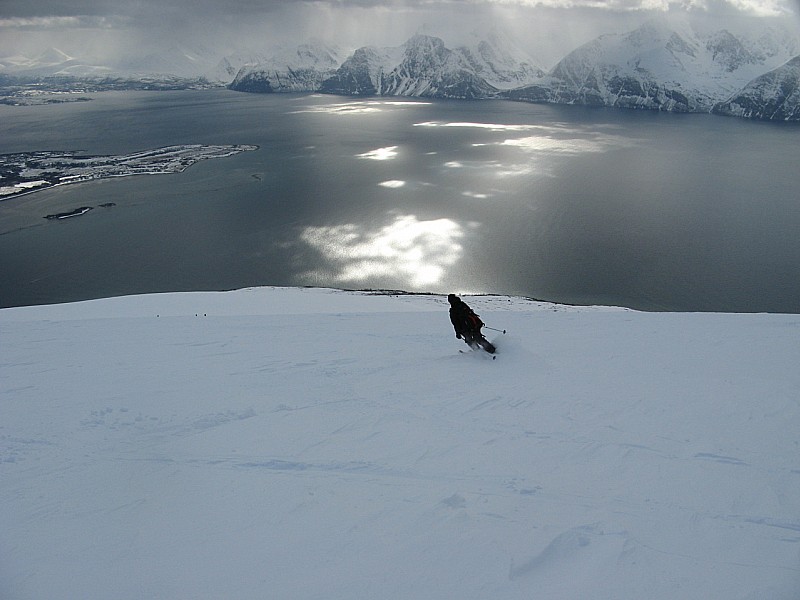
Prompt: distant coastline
<box><xmin>0</xmin><ymin>144</ymin><xmax>259</xmax><ymax>201</ymax></box>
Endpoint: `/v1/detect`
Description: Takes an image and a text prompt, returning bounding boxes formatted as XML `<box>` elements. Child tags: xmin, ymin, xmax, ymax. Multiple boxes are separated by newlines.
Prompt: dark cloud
<box><xmin>2</xmin><ymin>0</ymin><xmax>796</xmax><ymax>21</ymax></box>
<box><xmin>1</xmin><ymin>0</ymin><xmax>795</xmax><ymax>70</ymax></box>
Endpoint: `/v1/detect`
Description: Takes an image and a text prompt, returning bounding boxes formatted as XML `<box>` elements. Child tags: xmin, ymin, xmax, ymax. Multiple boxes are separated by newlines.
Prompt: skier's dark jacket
<box><xmin>448</xmin><ymin>294</ymin><xmax>483</xmax><ymax>340</ymax></box>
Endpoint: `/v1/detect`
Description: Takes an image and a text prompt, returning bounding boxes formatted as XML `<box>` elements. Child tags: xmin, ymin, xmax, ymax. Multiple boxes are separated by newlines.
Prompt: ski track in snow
<box><xmin>1</xmin><ymin>286</ymin><xmax>799</xmax><ymax>600</ymax></box>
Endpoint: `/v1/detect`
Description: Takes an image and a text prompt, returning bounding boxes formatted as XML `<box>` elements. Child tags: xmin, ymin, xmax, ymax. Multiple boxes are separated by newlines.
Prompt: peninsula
<box><xmin>0</xmin><ymin>144</ymin><xmax>258</xmax><ymax>199</ymax></box>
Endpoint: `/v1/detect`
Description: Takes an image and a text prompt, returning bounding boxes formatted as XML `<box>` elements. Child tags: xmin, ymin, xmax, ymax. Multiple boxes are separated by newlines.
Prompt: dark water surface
<box><xmin>1</xmin><ymin>90</ymin><xmax>798</xmax><ymax>311</ymax></box>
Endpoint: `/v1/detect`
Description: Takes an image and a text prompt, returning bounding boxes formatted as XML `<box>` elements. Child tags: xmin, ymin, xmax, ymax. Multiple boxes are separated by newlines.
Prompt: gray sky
<box><xmin>1</xmin><ymin>0</ymin><xmax>798</xmax><ymax>68</ymax></box>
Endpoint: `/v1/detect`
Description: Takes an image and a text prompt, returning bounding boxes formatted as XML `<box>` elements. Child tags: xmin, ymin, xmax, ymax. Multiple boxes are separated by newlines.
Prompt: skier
<box><xmin>448</xmin><ymin>294</ymin><xmax>495</xmax><ymax>354</ymax></box>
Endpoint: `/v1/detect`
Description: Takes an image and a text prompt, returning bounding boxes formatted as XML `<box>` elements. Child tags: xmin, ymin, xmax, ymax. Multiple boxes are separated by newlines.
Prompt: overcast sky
<box><xmin>1</xmin><ymin>0</ymin><xmax>798</xmax><ymax>68</ymax></box>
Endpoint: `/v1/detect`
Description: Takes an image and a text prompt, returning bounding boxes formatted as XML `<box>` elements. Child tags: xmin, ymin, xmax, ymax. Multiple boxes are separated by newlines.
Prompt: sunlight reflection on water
<box><xmin>378</xmin><ymin>180</ymin><xmax>406</xmax><ymax>188</ymax></box>
<box><xmin>422</xmin><ymin>120</ymin><xmax>637</xmax><ymax>181</ymax></box>
<box><xmin>357</xmin><ymin>146</ymin><xmax>399</xmax><ymax>160</ymax></box>
<box><xmin>292</xmin><ymin>100</ymin><xmax>432</xmax><ymax>115</ymax></box>
<box><xmin>300</xmin><ymin>213</ymin><xmax>466</xmax><ymax>288</ymax></box>
<box><xmin>414</xmin><ymin>121</ymin><xmax>554</xmax><ymax>132</ymax></box>
<box><xmin>499</xmin><ymin>133</ymin><xmax>633</xmax><ymax>154</ymax></box>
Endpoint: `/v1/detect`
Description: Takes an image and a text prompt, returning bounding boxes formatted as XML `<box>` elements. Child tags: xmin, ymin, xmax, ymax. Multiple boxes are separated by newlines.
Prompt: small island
<box><xmin>44</xmin><ymin>206</ymin><xmax>94</xmax><ymax>220</ymax></box>
<box><xmin>0</xmin><ymin>144</ymin><xmax>258</xmax><ymax>199</ymax></box>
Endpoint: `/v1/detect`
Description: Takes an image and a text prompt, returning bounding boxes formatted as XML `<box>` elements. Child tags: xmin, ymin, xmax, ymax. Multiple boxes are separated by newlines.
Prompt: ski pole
<box><xmin>484</xmin><ymin>326</ymin><xmax>506</xmax><ymax>334</ymax></box>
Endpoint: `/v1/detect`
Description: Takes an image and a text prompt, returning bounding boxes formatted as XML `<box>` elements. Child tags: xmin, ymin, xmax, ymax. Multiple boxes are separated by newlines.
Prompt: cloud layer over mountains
<box><xmin>1</xmin><ymin>0</ymin><xmax>798</xmax><ymax>70</ymax></box>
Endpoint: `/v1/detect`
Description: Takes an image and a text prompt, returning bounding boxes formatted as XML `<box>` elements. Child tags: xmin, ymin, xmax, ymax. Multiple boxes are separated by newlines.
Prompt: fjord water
<box><xmin>0</xmin><ymin>90</ymin><xmax>798</xmax><ymax>311</ymax></box>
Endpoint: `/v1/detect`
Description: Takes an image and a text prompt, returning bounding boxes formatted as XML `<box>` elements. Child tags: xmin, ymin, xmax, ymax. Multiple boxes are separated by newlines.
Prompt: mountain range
<box><xmin>506</xmin><ymin>20</ymin><xmax>799</xmax><ymax>115</ymax></box>
<box><xmin>229</xmin><ymin>21</ymin><xmax>800</xmax><ymax>121</ymax></box>
<box><xmin>2</xmin><ymin>20</ymin><xmax>798</xmax><ymax>121</ymax></box>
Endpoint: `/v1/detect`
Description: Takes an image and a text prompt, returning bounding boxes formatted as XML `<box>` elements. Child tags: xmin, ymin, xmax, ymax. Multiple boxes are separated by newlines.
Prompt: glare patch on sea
<box><xmin>357</xmin><ymin>146</ymin><xmax>399</xmax><ymax>161</ymax></box>
<box><xmin>414</xmin><ymin>121</ymin><xmax>556</xmax><ymax>132</ymax></box>
<box><xmin>292</xmin><ymin>100</ymin><xmax>431</xmax><ymax>115</ymax></box>
<box><xmin>378</xmin><ymin>180</ymin><xmax>406</xmax><ymax>188</ymax></box>
<box><xmin>497</xmin><ymin>133</ymin><xmax>631</xmax><ymax>155</ymax></box>
<box><xmin>442</xmin><ymin>160</ymin><xmax>534</xmax><ymax>178</ymax></box>
<box><xmin>421</xmin><ymin>121</ymin><xmax>635</xmax><ymax>181</ymax></box>
<box><xmin>300</xmin><ymin>213</ymin><xmax>466</xmax><ymax>288</ymax></box>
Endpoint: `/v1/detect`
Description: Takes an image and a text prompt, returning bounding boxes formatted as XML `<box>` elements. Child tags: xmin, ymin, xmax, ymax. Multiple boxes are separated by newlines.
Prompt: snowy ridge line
<box><xmin>351</xmin><ymin>287</ymin><xmax>631</xmax><ymax>312</ymax></box>
<box><xmin>354</xmin><ymin>287</ymin><xmax>558</xmax><ymax>304</ymax></box>
<box><xmin>0</xmin><ymin>285</ymin><xmax>632</xmax><ymax>321</ymax></box>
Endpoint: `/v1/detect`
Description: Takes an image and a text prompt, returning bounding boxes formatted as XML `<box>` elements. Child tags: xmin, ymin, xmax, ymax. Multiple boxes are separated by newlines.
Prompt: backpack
<box><xmin>465</xmin><ymin>310</ymin><xmax>483</xmax><ymax>331</ymax></box>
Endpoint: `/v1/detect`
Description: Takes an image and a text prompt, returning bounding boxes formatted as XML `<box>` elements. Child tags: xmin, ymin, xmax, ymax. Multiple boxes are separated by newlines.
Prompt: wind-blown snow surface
<box><xmin>1</xmin><ymin>287</ymin><xmax>799</xmax><ymax>600</ymax></box>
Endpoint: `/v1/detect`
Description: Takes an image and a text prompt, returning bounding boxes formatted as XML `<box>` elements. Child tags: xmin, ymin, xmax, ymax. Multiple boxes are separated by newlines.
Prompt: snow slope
<box><xmin>1</xmin><ymin>287</ymin><xmax>799</xmax><ymax>600</ymax></box>
<box><xmin>713</xmin><ymin>55</ymin><xmax>800</xmax><ymax>121</ymax></box>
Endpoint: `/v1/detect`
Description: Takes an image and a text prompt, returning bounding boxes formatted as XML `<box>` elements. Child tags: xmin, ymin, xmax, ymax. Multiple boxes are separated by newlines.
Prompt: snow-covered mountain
<box><xmin>256</xmin><ymin>33</ymin><xmax>543</xmax><ymax>99</ymax></box>
<box><xmin>116</xmin><ymin>43</ymin><xmax>222</xmax><ymax>79</ymax></box>
<box><xmin>0</xmin><ymin>44</ymin><xmax>227</xmax><ymax>80</ymax></box>
<box><xmin>320</xmin><ymin>35</ymin><xmax>493</xmax><ymax>98</ymax></box>
<box><xmin>320</xmin><ymin>45</ymin><xmax>404</xmax><ymax>95</ymax></box>
<box><xmin>208</xmin><ymin>50</ymin><xmax>272</xmax><ymax>84</ymax></box>
<box><xmin>227</xmin><ymin>40</ymin><xmax>343</xmax><ymax>93</ymax></box>
<box><xmin>0</xmin><ymin>47</ymin><xmax>112</xmax><ymax>77</ymax></box>
<box><xmin>453</xmin><ymin>29</ymin><xmax>545</xmax><ymax>90</ymax></box>
<box><xmin>370</xmin><ymin>34</ymin><xmax>498</xmax><ymax>99</ymax></box>
<box><xmin>506</xmin><ymin>19</ymin><xmax>799</xmax><ymax>114</ymax></box>
<box><xmin>713</xmin><ymin>55</ymin><xmax>800</xmax><ymax>121</ymax></box>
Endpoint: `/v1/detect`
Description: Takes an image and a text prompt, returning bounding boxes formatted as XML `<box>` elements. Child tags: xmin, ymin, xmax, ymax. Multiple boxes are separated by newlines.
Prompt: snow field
<box><xmin>1</xmin><ymin>287</ymin><xmax>799</xmax><ymax>599</ymax></box>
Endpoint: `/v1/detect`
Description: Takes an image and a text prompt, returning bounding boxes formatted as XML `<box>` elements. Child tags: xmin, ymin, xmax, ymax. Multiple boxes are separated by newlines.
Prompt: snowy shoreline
<box><xmin>0</xmin><ymin>144</ymin><xmax>259</xmax><ymax>201</ymax></box>
<box><xmin>2</xmin><ymin>286</ymin><xmax>798</xmax><ymax>599</ymax></box>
